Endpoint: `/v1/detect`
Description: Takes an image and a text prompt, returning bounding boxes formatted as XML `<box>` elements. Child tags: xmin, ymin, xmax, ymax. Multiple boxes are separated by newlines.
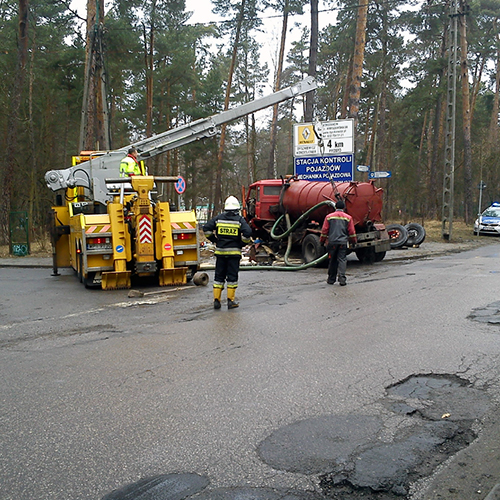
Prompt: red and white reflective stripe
<box><xmin>139</xmin><ymin>216</ymin><xmax>153</xmax><ymax>243</ymax></box>
<box><xmin>86</xmin><ymin>224</ymin><xmax>111</xmax><ymax>234</ymax></box>
<box><xmin>171</xmin><ymin>221</ymin><xmax>194</xmax><ymax>230</ymax></box>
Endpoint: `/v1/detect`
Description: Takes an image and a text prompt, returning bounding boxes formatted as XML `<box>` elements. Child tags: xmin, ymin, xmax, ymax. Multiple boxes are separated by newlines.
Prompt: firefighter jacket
<box><xmin>120</xmin><ymin>155</ymin><xmax>142</xmax><ymax>177</ymax></box>
<box><xmin>319</xmin><ymin>209</ymin><xmax>357</xmax><ymax>246</ymax></box>
<box><xmin>203</xmin><ymin>210</ymin><xmax>253</xmax><ymax>256</ymax></box>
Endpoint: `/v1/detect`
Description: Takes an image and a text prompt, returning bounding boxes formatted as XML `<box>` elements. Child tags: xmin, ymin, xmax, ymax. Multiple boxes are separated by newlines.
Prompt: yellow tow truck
<box><xmin>45</xmin><ymin>77</ymin><xmax>317</xmax><ymax>289</ymax></box>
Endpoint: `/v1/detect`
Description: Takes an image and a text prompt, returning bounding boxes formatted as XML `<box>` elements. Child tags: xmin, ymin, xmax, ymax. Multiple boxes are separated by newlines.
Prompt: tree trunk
<box><xmin>214</xmin><ymin>0</ymin><xmax>246</xmax><ymax>214</ymax></box>
<box><xmin>340</xmin><ymin>55</ymin><xmax>353</xmax><ymax>119</ymax></box>
<box><xmin>1</xmin><ymin>0</ymin><xmax>28</xmax><ymax>244</ymax></box>
<box><xmin>459</xmin><ymin>1</ymin><xmax>473</xmax><ymax>223</ymax></box>
<box><xmin>144</xmin><ymin>0</ymin><xmax>156</xmax><ymax>139</ymax></box>
<box><xmin>304</xmin><ymin>0</ymin><xmax>318</xmax><ymax>122</ymax></box>
<box><xmin>429</xmin><ymin>24</ymin><xmax>449</xmax><ymax>219</ymax></box>
<box><xmin>376</xmin><ymin>4</ymin><xmax>388</xmax><ymax>171</ymax></box>
<box><xmin>28</xmin><ymin>31</ymin><xmax>37</xmax><ymax>238</ymax></box>
<box><xmin>489</xmin><ymin>26</ymin><xmax>500</xmax><ymax>146</ymax></box>
<box><xmin>267</xmin><ymin>0</ymin><xmax>289</xmax><ymax>178</ymax></box>
<box><xmin>80</xmin><ymin>0</ymin><xmax>109</xmax><ymax>152</ymax></box>
<box><xmin>348</xmin><ymin>0</ymin><xmax>369</xmax><ymax>138</ymax></box>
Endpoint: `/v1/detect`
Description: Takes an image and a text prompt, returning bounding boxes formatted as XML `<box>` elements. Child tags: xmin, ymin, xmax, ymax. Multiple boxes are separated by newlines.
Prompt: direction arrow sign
<box><xmin>357</xmin><ymin>165</ymin><xmax>370</xmax><ymax>172</ymax></box>
<box><xmin>369</xmin><ymin>171</ymin><xmax>391</xmax><ymax>179</ymax></box>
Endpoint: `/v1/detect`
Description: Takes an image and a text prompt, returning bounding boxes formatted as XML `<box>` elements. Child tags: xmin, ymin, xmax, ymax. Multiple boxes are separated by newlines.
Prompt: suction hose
<box><xmin>239</xmin><ymin>200</ymin><xmax>334</xmax><ymax>271</ymax></box>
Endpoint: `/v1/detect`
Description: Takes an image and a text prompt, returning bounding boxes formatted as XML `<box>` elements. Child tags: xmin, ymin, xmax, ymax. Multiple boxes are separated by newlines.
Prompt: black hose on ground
<box><xmin>241</xmin><ymin>200</ymin><xmax>333</xmax><ymax>271</ymax></box>
<box><xmin>202</xmin><ymin>200</ymin><xmax>334</xmax><ymax>272</ymax></box>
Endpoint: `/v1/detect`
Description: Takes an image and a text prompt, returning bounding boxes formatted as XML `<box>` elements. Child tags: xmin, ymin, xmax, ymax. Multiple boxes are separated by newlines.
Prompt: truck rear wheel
<box><xmin>84</xmin><ymin>272</ymin><xmax>100</xmax><ymax>289</ymax></box>
<box><xmin>355</xmin><ymin>247</ymin><xmax>375</xmax><ymax>264</ymax></box>
<box><xmin>356</xmin><ymin>247</ymin><xmax>386</xmax><ymax>263</ymax></box>
<box><xmin>302</xmin><ymin>234</ymin><xmax>326</xmax><ymax>265</ymax></box>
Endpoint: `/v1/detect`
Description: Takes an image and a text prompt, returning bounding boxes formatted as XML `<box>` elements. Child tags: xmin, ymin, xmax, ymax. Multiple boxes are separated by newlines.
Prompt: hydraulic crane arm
<box><xmin>45</xmin><ymin>76</ymin><xmax>317</xmax><ymax>205</ymax></box>
<box><xmin>130</xmin><ymin>76</ymin><xmax>317</xmax><ymax>159</ymax></box>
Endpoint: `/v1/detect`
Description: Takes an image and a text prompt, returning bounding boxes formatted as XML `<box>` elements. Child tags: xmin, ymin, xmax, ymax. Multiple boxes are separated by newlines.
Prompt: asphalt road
<box><xmin>1</xmin><ymin>241</ymin><xmax>500</xmax><ymax>500</ymax></box>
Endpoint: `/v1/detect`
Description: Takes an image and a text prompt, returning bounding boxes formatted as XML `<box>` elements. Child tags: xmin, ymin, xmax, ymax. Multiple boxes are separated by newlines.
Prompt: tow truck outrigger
<box><xmin>45</xmin><ymin>77</ymin><xmax>317</xmax><ymax>289</ymax></box>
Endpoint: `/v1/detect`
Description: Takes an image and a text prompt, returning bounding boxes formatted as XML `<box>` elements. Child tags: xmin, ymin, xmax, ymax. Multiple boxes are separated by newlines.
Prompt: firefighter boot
<box><xmin>227</xmin><ymin>287</ymin><xmax>239</xmax><ymax>309</ymax></box>
<box><xmin>213</xmin><ymin>287</ymin><xmax>222</xmax><ymax>310</ymax></box>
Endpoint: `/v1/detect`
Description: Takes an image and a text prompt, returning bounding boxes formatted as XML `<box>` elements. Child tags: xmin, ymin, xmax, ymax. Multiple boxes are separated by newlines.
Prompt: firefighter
<box><xmin>203</xmin><ymin>196</ymin><xmax>252</xmax><ymax>309</ymax></box>
<box><xmin>120</xmin><ymin>147</ymin><xmax>142</xmax><ymax>177</ymax></box>
<box><xmin>319</xmin><ymin>199</ymin><xmax>357</xmax><ymax>286</ymax></box>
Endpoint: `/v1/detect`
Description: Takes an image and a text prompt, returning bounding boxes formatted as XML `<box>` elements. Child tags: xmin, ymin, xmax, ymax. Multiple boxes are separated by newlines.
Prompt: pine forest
<box><xmin>1</xmin><ymin>0</ymin><xmax>500</xmax><ymax>245</ymax></box>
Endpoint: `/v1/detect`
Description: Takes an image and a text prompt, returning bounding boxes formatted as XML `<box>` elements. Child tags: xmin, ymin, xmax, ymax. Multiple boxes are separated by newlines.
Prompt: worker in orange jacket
<box><xmin>319</xmin><ymin>199</ymin><xmax>357</xmax><ymax>286</ymax></box>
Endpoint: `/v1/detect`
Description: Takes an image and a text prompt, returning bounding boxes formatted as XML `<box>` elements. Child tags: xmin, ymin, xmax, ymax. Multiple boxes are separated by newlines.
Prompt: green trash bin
<box><xmin>9</xmin><ymin>211</ymin><xmax>30</xmax><ymax>256</ymax></box>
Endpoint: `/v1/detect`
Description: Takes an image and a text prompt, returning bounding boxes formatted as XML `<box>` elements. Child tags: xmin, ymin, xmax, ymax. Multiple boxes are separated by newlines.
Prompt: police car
<box><xmin>474</xmin><ymin>202</ymin><xmax>500</xmax><ymax>235</ymax></box>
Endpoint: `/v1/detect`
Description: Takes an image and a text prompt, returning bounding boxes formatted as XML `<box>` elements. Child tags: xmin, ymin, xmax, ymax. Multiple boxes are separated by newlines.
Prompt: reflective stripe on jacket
<box><xmin>203</xmin><ymin>211</ymin><xmax>252</xmax><ymax>256</ymax></box>
<box><xmin>320</xmin><ymin>209</ymin><xmax>357</xmax><ymax>245</ymax></box>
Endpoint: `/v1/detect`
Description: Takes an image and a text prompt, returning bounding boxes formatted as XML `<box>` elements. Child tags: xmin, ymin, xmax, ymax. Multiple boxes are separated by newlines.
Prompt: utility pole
<box><xmin>441</xmin><ymin>0</ymin><xmax>460</xmax><ymax>240</ymax></box>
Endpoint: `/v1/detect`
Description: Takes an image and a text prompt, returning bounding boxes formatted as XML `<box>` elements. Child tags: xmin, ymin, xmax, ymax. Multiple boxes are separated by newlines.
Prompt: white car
<box><xmin>474</xmin><ymin>202</ymin><xmax>500</xmax><ymax>235</ymax></box>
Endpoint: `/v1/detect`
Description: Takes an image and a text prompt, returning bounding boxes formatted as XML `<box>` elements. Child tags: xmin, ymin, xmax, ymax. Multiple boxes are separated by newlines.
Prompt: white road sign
<box><xmin>294</xmin><ymin>119</ymin><xmax>354</xmax><ymax>157</ymax></box>
<box><xmin>369</xmin><ymin>171</ymin><xmax>392</xmax><ymax>179</ymax></box>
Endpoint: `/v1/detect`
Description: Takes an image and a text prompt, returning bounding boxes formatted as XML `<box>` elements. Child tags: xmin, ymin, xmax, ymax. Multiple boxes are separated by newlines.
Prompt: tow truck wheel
<box><xmin>302</xmin><ymin>234</ymin><xmax>326</xmax><ymax>265</ymax></box>
<box><xmin>83</xmin><ymin>272</ymin><xmax>100</xmax><ymax>289</ymax></box>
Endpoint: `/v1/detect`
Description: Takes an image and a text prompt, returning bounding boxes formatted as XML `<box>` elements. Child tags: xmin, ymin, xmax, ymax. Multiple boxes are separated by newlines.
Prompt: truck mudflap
<box><xmin>159</xmin><ymin>266</ymin><xmax>188</xmax><ymax>286</ymax></box>
<box><xmin>101</xmin><ymin>270</ymin><xmax>132</xmax><ymax>290</ymax></box>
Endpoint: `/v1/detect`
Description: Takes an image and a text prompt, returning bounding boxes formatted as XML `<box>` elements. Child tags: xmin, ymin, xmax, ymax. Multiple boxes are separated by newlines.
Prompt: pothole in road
<box><xmin>468</xmin><ymin>301</ymin><xmax>500</xmax><ymax>324</ymax></box>
<box><xmin>101</xmin><ymin>475</ymin><xmax>324</xmax><ymax>500</ymax></box>
<box><xmin>258</xmin><ymin>374</ymin><xmax>491</xmax><ymax>499</ymax></box>
<box><xmin>192</xmin><ymin>486</ymin><xmax>325</xmax><ymax>499</ymax></box>
<box><xmin>101</xmin><ymin>473</ymin><xmax>209</xmax><ymax>500</ymax></box>
<box><xmin>100</xmin><ymin>375</ymin><xmax>491</xmax><ymax>500</ymax></box>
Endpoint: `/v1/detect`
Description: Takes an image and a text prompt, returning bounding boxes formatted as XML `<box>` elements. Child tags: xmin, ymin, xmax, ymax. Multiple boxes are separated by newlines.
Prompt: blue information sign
<box><xmin>294</xmin><ymin>155</ymin><xmax>353</xmax><ymax>182</ymax></box>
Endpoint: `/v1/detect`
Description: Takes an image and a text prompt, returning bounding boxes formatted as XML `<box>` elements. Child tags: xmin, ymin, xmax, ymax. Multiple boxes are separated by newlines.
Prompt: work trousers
<box><xmin>214</xmin><ymin>254</ymin><xmax>241</xmax><ymax>290</ymax></box>
<box><xmin>327</xmin><ymin>243</ymin><xmax>347</xmax><ymax>284</ymax></box>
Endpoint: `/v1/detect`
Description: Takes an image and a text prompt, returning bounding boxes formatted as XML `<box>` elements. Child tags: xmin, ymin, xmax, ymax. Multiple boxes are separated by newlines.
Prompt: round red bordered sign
<box><xmin>175</xmin><ymin>176</ymin><xmax>186</xmax><ymax>194</ymax></box>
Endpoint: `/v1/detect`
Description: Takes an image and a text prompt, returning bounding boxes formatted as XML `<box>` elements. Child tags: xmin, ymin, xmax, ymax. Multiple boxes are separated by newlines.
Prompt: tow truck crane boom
<box><xmin>45</xmin><ymin>76</ymin><xmax>317</xmax><ymax>205</ymax></box>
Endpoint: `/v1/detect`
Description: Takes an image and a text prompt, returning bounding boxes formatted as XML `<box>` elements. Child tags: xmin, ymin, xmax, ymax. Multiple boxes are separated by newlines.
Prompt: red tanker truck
<box><xmin>243</xmin><ymin>176</ymin><xmax>391</xmax><ymax>264</ymax></box>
